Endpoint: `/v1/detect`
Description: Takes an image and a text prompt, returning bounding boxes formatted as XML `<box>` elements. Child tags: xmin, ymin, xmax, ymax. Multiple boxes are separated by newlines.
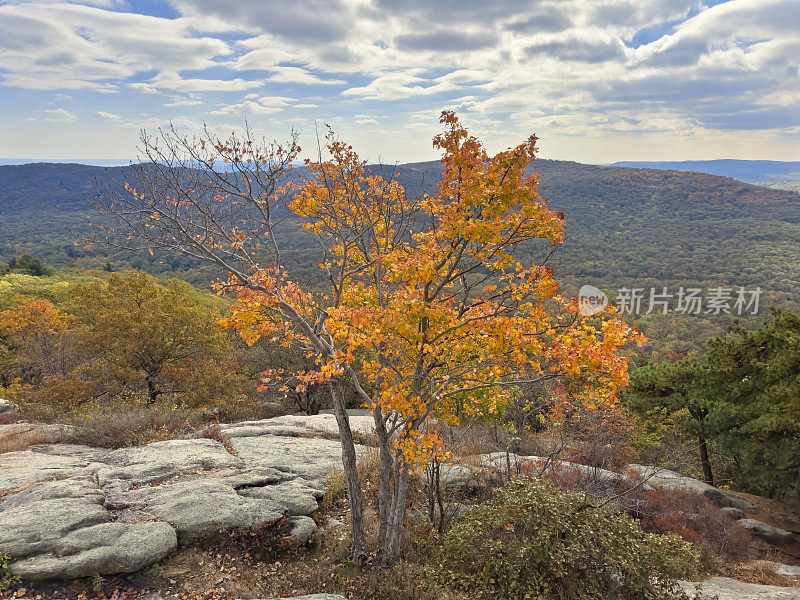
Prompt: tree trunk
<box><xmin>330</xmin><ymin>382</ymin><xmax>367</xmax><ymax>564</ymax></box>
<box><xmin>383</xmin><ymin>451</ymin><xmax>410</xmax><ymax>565</ymax></box>
<box><xmin>373</xmin><ymin>405</ymin><xmax>392</xmax><ymax>547</ymax></box>
<box><xmin>146</xmin><ymin>374</ymin><xmax>158</xmax><ymax>404</ymax></box>
<box><xmin>699</xmin><ymin>436</ymin><xmax>714</xmax><ymax>486</ymax></box>
<box><xmin>511</xmin><ymin>407</ymin><xmax>526</xmax><ymax>454</ymax></box>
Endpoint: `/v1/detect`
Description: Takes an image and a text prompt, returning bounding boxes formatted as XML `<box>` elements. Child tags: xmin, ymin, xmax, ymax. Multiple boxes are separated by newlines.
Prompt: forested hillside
<box><xmin>2</xmin><ymin>160</ymin><xmax>799</xmax><ymax>354</ymax></box>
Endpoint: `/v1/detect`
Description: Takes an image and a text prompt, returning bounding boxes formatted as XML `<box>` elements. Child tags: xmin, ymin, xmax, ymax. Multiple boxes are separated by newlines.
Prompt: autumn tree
<box><xmin>70</xmin><ymin>270</ymin><xmax>234</xmax><ymax>404</ymax></box>
<box><xmin>0</xmin><ymin>298</ymin><xmax>73</xmax><ymax>387</ymax></box>
<box><xmin>94</xmin><ymin>113</ymin><xmax>642</xmax><ymax>565</ymax></box>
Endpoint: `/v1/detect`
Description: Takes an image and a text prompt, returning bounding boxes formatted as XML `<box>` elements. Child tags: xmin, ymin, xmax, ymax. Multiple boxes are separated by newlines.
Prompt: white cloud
<box><xmin>0</xmin><ymin>2</ymin><xmax>231</xmax><ymax>91</ymax></box>
<box><xmin>342</xmin><ymin>69</ymin><xmax>491</xmax><ymax>100</ymax></box>
<box><xmin>269</xmin><ymin>66</ymin><xmax>345</xmax><ymax>86</ymax></box>
<box><xmin>131</xmin><ymin>73</ymin><xmax>264</xmax><ymax>93</ymax></box>
<box><xmin>1</xmin><ymin>0</ymin><xmax>797</xmax><ymax>162</ymax></box>
<box><xmin>211</xmin><ymin>96</ymin><xmax>294</xmax><ymax>115</ymax></box>
<box><xmin>96</xmin><ymin>110</ymin><xmax>120</xmax><ymax>119</ymax></box>
<box><xmin>164</xmin><ymin>99</ymin><xmax>203</xmax><ymax>107</ymax></box>
<box><xmin>43</xmin><ymin>108</ymin><xmax>77</xmax><ymax>121</ymax></box>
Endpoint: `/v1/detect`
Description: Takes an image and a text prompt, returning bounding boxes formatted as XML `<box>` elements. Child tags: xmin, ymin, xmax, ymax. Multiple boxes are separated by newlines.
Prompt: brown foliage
<box><xmin>0</xmin><ymin>427</ymin><xmax>49</xmax><ymax>454</ymax></box>
<box><xmin>568</xmin><ymin>404</ymin><xmax>636</xmax><ymax>472</ymax></box>
<box><xmin>66</xmin><ymin>405</ymin><xmax>198</xmax><ymax>448</ymax></box>
<box><xmin>634</xmin><ymin>488</ymin><xmax>752</xmax><ymax>562</ymax></box>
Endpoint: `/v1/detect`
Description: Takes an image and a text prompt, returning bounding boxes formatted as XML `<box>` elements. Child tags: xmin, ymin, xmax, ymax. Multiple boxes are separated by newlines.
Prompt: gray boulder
<box><xmin>284</xmin><ymin>515</ymin><xmax>319</xmax><ymax>545</ymax></box>
<box><xmin>239</xmin><ymin>478</ymin><xmax>324</xmax><ymax>516</ymax></box>
<box><xmin>8</xmin><ymin>521</ymin><xmax>176</xmax><ymax>580</ymax></box>
<box><xmin>679</xmin><ymin>576</ymin><xmax>800</xmax><ymax>599</ymax></box>
<box><xmin>628</xmin><ymin>464</ymin><xmax>755</xmax><ymax>511</ymax></box>
<box><xmin>0</xmin><ymin>397</ymin><xmax>17</xmax><ymax>415</ymax></box>
<box><xmin>722</xmin><ymin>506</ymin><xmax>745</xmax><ymax>519</ymax></box>
<box><xmin>738</xmin><ymin>518</ymin><xmax>794</xmax><ymax>545</ymax></box>
<box><xmin>0</xmin><ymin>477</ymin><xmax>110</xmax><ymax>557</ymax></box>
<box><xmin>106</xmin><ymin>478</ymin><xmax>283</xmax><ymax>543</ymax></box>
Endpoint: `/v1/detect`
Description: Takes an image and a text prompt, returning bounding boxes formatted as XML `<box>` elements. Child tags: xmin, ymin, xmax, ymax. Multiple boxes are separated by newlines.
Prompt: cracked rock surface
<box><xmin>0</xmin><ymin>415</ymin><xmax>366</xmax><ymax>581</ymax></box>
<box><xmin>2</xmin><ymin>411</ymin><xmax>794</xmax><ymax>585</ymax></box>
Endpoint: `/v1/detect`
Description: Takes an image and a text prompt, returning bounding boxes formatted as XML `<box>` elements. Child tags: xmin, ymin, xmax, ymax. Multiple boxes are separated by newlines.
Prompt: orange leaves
<box><xmin>216</xmin><ymin>111</ymin><xmax>642</xmax><ymax>467</ymax></box>
<box><xmin>0</xmin><ymin>298</ymin><xmax>70</xmax><ymax>342</ymax></box>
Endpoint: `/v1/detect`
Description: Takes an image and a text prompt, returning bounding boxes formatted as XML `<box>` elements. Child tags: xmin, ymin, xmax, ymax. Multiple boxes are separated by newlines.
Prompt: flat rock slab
<box><xmin>679</xmin><ymin>577</ymin><xmax>800</xmax><ymax>599</ymax></box>
<box><xmin>221</xmin><ymin>414</ymin><xmax>374</xmax><ymax>439</ymax></box>
<box><xmin>0</xmin><ymin>415</ymin><xmax>365</xmax><ymax>581</ymax></box>
<box><xmin>107</xmin><ymin>478</ymin><xmax>284</xmax><ymax>543</ymax></box>
<box><xmin>436</xmin><ymin>452</ymin><xmax>645</xmax><ymax>492</ymax></box>
<box><xmin>3</xmin><ymin>411</ymin><xmax>786</xmax><ymax>590</ymax></box>
<box><xmin>96</xmin><ymin>438</ymin><xmax>241</xmax><ymax>493</ymax></box>
<box><xmin>231</xmin><ymin>434</ymin><xmax>362</xmax><ymax>482</ymax></box>
<box><xmin>628</xmin><ymin>464</ymin><xmax>756</xmax><ymax>511</ymax></box>
<box><xmin>9</xmin><ymin>521</ymin><xmax>176</xmax><ymax>580</ymax></box>
<box><xmin>0</xmin><ymin>449</ymin><xmax>98</xmax><ymax>493</ymax></box>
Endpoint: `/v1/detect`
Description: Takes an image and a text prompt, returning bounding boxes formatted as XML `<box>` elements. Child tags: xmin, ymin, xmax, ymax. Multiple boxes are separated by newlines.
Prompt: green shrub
<box><xmin>440</xmin><ymin>478</ymin><xmax>699</xmax><ymax>600</ymax></box>
<box><xmin>1</xmin><ymin>552</ymin><xmax>19</xmax><ymax>590</ymax></box>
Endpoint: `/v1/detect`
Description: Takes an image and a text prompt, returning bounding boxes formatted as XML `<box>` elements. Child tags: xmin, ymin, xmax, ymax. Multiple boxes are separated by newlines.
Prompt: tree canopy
<box><xmin>628</xmin><ymin>309</ymin><xmax>800</xmax><ymax>499</ymax></box>
<box><xmin>95</xmin><ymin>111</ymin><xmax>644</xmax><ymax>565</ymax></box>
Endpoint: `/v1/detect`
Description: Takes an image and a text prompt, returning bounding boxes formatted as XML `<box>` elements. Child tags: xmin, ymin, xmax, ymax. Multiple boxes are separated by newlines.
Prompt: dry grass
<box><xmin>66</xmin><ymin>406</ymin><xmax>199</xmax><ymax>448</ymax></box>
<box><xmin>0</xmin><ymin>426</ymin><xmax>51</xmax><ymax>454</ymax></box>
<box><xmin>718</xmin><ymin>558</ymin><xmax>798</xmax><ymax>587</ymax></box>
<box><xmin>200</xmin><ymin>423</ymin><xmax>238</xmax><ymax>455</ymax></box>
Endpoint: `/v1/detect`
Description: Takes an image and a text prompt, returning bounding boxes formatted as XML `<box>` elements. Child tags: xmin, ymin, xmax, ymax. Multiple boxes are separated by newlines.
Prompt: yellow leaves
<box><xmin>212</xmin><ymin>111</ymin><xmax>643</xmax><ymax>467</ymax></box>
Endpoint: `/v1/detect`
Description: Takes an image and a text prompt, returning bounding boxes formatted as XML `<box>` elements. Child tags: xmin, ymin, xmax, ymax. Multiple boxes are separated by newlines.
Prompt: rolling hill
<box><xmin>613</xmin><ymin>159</ymin><xmax>800</xmax><ymax>191</ymax></box>
<box><xmin>2</xmin><ymin>159</ymin><xmax>800</xmax><ymax>354</ymax></box>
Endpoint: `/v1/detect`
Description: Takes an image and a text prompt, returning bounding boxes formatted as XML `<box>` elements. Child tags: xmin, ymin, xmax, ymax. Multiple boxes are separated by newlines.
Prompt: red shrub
<box><xmin>636</xmin><ymin>488</ymin><xmax>751</xmax><ymax>559</ymax></box>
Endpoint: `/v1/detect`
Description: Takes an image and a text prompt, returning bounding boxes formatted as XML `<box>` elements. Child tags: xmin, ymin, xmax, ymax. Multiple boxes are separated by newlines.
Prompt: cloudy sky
<box><xmin>1</xmin><ymin>0</ymin><xmax>798</xmax><ymax>163</ymax></box>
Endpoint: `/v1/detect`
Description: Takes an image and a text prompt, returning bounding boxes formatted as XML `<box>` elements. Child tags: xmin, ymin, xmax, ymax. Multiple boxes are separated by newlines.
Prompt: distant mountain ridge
<box><xmin>0</xmin><ymin>158</ymin><xmax>133</xmax><ymax>167</ymax></box>
<box><xmin>3</xmin><ymin>159</ymin><xmax>800</xmax><ymax>353</ymax></box>
<box><xmin>2</xmin><ymin>158</ymin><xmax>799</xmax><ymax>289</ymax></box>
<box><xmin>5</xmin><ymin>158</ymin><xmax>800</xmax><ymax>185</ymax></box>
<box><xmin>612</xmin><ymin>159</ymin><xmax>800</xmax><ymax>188</ymax></box>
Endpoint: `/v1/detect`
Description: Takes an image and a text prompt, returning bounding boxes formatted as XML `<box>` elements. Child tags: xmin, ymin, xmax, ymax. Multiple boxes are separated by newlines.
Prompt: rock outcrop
<box><xmin>738</xmin><ymin>518</ymin><xmax>794</xmax><ymax>545</ymax></box>
<box><xmin>628</xmin><ymin>464</ymin><xmax>755</xmax><ymax>511</ymax></box>
<box><xmin>0</xmin><ymin>397</ymin><xmax>17</xmax><ymax>415</ymax></box>
<box><xmin>679</xmin><ymin>577</ymin><xmax>800</xmax><ymax>599</ymax></box>
<box><xmin>0</xmin><ymin>416</ymin><xmax>366</xmax><ymax>581</ymax></box>
<box><xmin>1</xmin><ymin>412</ymin><xmax>796</xmax><ymax>585</ymax></box>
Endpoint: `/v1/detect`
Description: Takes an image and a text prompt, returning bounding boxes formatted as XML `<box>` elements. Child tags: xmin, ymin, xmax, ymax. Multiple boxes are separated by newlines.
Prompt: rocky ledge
<box><xmin>1</xmin><ymin>412</ymin><xmax>797</xmax><ymax>589</ymax></box>
<box><xmin>0</xmin><ymin>415</ymin><xmax>372</xmax><ymax>581</ymax></box>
